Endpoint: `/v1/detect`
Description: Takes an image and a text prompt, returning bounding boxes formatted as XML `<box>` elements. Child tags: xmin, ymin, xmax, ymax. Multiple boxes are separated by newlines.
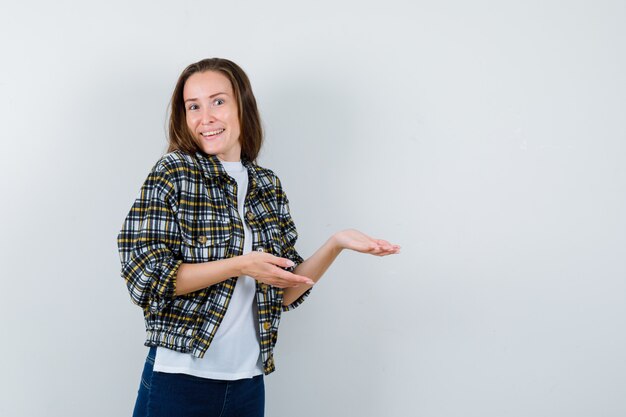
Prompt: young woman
<box><xmin>118</xmin><ymin>58</ymin><xmax>400</xmax><ymax>417</ymax></box>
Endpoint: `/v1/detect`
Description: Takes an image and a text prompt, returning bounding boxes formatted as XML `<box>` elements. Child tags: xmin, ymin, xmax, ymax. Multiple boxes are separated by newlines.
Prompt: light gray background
<box><xmin>1</xmin><ymin>1</ymin><xmax>625</xmax><ymax>416</ymax></box>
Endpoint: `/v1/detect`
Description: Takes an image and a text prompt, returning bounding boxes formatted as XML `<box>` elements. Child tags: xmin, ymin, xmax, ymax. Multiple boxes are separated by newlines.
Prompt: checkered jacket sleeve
<box><xmin>274</xmin><ymin>176</ymin><xmax>311</xmax><ymax>311</ymax></box>
<box><xmin>117</xmin><ymin>164</ymin><xmax>183</xmax><ymax>312</ymax></box>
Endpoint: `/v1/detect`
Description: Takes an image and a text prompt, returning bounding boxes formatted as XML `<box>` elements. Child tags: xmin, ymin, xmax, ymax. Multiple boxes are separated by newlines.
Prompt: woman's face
<box><xmin>183</xmin><ymin>71</ymin><xmax>242</xmax><ymax>162</ymax></box>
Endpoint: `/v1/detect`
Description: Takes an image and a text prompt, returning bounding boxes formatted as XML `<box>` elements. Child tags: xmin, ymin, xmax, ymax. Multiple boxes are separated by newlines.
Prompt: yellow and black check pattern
<box><xmin>117</xmin><ymin>150</ymin><xmax>309</xmax><ymax>374</ymax></box>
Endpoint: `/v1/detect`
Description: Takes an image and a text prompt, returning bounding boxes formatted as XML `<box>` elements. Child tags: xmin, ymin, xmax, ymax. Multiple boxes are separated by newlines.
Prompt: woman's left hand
<box><xmin>331</xmin><ymin>229</ymin><xmax>401</xmax><ymax>256</ymax></box>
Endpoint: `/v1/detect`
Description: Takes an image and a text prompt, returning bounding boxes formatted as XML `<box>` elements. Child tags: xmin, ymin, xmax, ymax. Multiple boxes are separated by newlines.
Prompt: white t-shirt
<box><xmin>153</xmin><ymin>159</ymin><xmax>264</xmax><ymax>380</ymax></box>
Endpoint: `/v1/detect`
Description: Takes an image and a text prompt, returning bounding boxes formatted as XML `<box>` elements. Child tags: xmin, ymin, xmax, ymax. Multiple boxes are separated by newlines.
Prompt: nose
<box><xmin>201</xmin><ymin>108</ymin><xmax>216</xmax><ymax>125</ymax></box>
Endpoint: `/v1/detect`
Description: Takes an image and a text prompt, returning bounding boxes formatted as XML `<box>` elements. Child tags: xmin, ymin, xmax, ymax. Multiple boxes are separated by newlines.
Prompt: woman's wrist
<box><xmin>228</xmin><ymin>254</ymin><xmax>247</xmax><ymax>277</ymax></box>
<box><xmin>327</xmin><ymin>233</ymin><xmax>345</xmax><ymax>254</ymax></box>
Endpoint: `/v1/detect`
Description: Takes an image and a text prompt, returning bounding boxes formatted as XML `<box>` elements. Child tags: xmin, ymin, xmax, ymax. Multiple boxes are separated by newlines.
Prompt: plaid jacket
<box><xmin>117</xmin><ymin>150</ymin><xmax>310</xmax><ymax>375</ymax></box>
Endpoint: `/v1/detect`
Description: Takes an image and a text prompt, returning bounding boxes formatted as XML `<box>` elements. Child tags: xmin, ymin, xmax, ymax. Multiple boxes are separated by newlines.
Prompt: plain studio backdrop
<box><xmin>1</xmin><ymin>1</ymin><xmax>625</xmax><ymax>416</ymax></box>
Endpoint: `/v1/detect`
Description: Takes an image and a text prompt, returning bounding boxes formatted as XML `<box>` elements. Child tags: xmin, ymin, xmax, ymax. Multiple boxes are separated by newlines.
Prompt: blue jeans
<box><xmin>133</xmin><ymin>346</ymin><xmax>265</xmax><ymax>417</ymax></box>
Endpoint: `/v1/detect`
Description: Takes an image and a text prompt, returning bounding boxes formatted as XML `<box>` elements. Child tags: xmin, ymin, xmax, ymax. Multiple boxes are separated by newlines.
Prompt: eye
<box><xmin>213</xmin><ymin>98</ymin><xmax>225</xmax><ymax>106</ymax></box>
<box><xmin>188</xmin><ymin>103</ymin><xmax>199</xmax><ymax>111</ymax></box>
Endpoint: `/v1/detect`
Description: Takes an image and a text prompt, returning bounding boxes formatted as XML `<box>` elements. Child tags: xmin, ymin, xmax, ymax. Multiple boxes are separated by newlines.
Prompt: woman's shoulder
<box><xmin>147</xmin><ymin>150</ymin><xmax>204</xmax><ymax>182</ymax></box>
<box><xmin>142</xmin><ymin>151</ymin><xmax>203</xmax><ymax>195</ymax></box>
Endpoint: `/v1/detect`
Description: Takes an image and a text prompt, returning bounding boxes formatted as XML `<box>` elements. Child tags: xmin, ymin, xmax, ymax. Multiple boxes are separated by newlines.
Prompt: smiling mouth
<box><xmin>201</xmin><ymin>128</ymin><xmax>225</xmax><ymax>138</ymax></box>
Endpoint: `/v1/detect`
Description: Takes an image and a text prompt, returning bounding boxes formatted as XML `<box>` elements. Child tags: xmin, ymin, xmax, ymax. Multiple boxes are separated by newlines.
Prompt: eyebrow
<box><xmin>184</xmin><ymin>92</ymin><xmax>228</xmax><ymax>103</ymax></box>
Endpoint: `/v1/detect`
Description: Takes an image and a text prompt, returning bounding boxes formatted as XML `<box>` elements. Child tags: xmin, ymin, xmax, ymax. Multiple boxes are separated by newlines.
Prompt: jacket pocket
<box><xmin>179</xmin><ymin>216</ymin><xmax>231</xmax><ymax>262</ymax></box>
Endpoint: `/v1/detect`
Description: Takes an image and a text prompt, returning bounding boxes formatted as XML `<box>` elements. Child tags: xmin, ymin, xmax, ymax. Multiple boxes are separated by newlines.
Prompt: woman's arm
<box><xmin>175</xmin><ymin>253</ymin><xmax>315</xmax><ymax>296</ymax></box>
<box><xmin>282</xmin><ymin>229</ymin><xmax>401</xmax><ymax>306</ymax></box>
<box><xmin>176</xmin><ymin>229</ymin><xmax>399</xmax><ymax>299</ymax></box>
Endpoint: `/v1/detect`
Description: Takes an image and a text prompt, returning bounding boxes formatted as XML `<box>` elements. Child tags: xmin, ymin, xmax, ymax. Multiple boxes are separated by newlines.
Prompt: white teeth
<box><xmin>201</xmin><ymin>129</ymin><xmax>224</xmax><ymax>137</ymax></box>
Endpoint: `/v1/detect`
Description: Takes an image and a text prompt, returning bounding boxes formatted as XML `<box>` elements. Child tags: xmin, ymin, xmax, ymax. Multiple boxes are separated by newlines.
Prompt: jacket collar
<box><xmin>194</xmin><ymin>151</ymin><xmax>228</xmax><ymax>178</ymax></box>
<box><xmin>194</xmin><ymin>151</ymin><xmax>261</xmax><ymax>197</ymax></box>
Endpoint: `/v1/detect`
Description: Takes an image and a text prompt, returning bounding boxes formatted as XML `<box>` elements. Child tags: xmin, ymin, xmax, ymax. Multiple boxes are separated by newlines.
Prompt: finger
<box><xmin>390</xmin><ymin>245</ymin><xmax>401</xmax><ymax>253</ymax></box>
<box><xmin>372</xmin><ymin>244</ymin><xmax>400</xmax><ymax>256</ymax></box>
<box><xmin>279</xmin><ymin>280</ymin><xmax>303</xmax><ymax>288</ymax></box>
<box><xmin>268</xmin><ymin>265</ymin><xmax>312</xmax><ymax>284</ymax></box>
<box><xmin>261</xmin><ymin>275</ymin><xmax>298</xmax><ymax>289</ymax></box>
<box><xmin>369</xmin><ymin>244</ymin><xmax>385</xmax><ymax>253</ymax></box>
<box><xmin>267</xmin><ymin>255</ymin><xmax>296</xmax><ymax>269</ymax></box>
<box><xmin>271</xmin><ymin>277</ymin><xmax>303</xmax><ymax>288</ymax></box>
<box><xmin>353</xmin><ymin>241</ymin><xmax>379</xmax><ymax>252</ymax></box>
<box><xmin>270</xmin><ymin>281</ymin><xmax>292</xmax><ymax>289</ymax></box>
<box><xmin>276</xmin><ymin>269</ymin><xmax>314</xmax><ymax>285</ymax></box>
<box><xmin>380</xmin><ymin>247</ymin><xmax>401</xmax><ymax>256</ymax></box>
<box><xmin>290</xmin><ymin>274</ymin><xmax>315</xmax><ymax>286</ymax></box>
<box><xmin>375</xmin><ymin>239</ymin><xmax>398</xmax><ymax>251</ymax></box>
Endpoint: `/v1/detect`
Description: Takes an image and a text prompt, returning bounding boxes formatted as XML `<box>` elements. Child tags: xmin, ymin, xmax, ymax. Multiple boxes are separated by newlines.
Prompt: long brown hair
<box><xmin>167</xmin><ymin>58</ymin><xmax>263</xmax><ymax>162</ymax></box>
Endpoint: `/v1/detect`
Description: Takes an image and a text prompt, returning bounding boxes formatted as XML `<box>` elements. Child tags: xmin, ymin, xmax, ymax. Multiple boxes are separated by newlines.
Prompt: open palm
<box><xmin>333</xmin><ymin>229</ymin><xmax>400</xmax><ymax>256</ymax></box>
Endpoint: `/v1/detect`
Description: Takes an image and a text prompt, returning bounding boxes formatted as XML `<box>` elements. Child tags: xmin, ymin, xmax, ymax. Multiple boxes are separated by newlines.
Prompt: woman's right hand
<box><xmin>239</xmin><ymin>252</ymin><xmax>314</xmax><ymax>288</ymax></box>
